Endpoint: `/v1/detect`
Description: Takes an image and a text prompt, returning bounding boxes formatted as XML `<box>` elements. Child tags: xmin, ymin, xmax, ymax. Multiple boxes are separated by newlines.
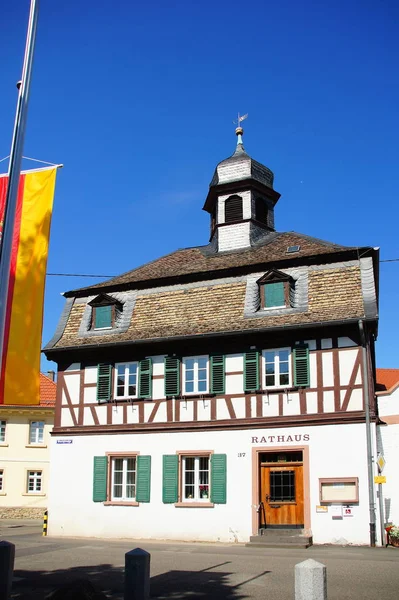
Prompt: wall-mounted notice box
<box><xmin>319</xmin><ymin>478</ymin><xmax>359</xmax><ymax>504</ymax></box>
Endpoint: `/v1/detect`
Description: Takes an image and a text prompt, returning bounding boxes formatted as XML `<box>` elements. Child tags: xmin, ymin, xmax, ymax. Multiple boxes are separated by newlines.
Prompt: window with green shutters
<box><xmin>138</xmin><ymin>358</ymin><xmax>152</xmax><ymax>399</ymax></box>
<box><xmin>93</xmin><ymin>456</ymin><xmax>108</xmax><ymax>502</ymax></box>
<box><xmin>211</xmin><ymin>454</ymin><xmax>227</xmax><ymax>504</ymax></box>
<box><xmin>293</xmin><ymin>345</ymin><xmax>310</xmax><ymax>387</ymax></box>
<box><xmin>94</xmin><ymin>305</ymin><xmax>112</xmax><ymax>329</ymax></box>
<box><xmin>164</xmin><ymin>357</ymin><xmax>180</xmax><ymax>397</ymax></box>
<box><xmin>264</xmin><ymin>282</ymin><xmax>286</xmax><ymax>308</ymax></box>
<box><xmin>162</xmin><ymin>455</ymin><xmax>178</xmax><ymax>503</ymax></box>
<box><xmin>244</xmin><ymin>351</ymin><xmax>259</xmax><ymax>392</ymax></box>
<box><xmin>97</xmin><ymin>363</ymin><xmax>112</xmax><ymax>403</ymax></box>
<box><xmin>136</xmin><ymin>455</ymin><xmax>151</xmax><ymax>502</ymax></box>
<box><xmin>210</xmin><ymin>354</ymin><xmax>225</xmax><ymax>394</ymax></box>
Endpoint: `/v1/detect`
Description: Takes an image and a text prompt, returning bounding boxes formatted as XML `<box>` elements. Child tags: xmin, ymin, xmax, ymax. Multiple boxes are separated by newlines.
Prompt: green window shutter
<box><xmin>162</xmin><ymin>455</ymin><xmax>178</xmax><ymax>503</ymax></box>
<box><xmin>95</xmin><ymin>305</ymin><xmax>112</xmax><ymax>328</ymax></box>
<box><xmin>93</xmin><ymin>456</ymin><xmax>108</xmax><ymax>502</ymax></box>
<box><xmin>136</xmin><ymin>455</ymin><xmax>151</xmax><ymax>502</ymax></box>
<box><xmin>244</xmin><ymin>351</ymin><xmax>259</xmax><ymax>392</ymax></box>
<box><xmin>211</xmin><ymin>454</ymin><xmax>227</xmax><ymax>504</ymax></box>
<box><xmin>210</xmin><ymin>354</ymin><xmax>225</xmax><ymax>394</ymax></box>
<box><xmin>97</xmin><ymin>363</ymin><xmax>112</xmax><ymax>403</ymax></box>
<box><xmin>138</xmin><ymin>358</ymin><xmax>152</xmax><ymax>399</ymax></box>
<box><xmin>164</xmin><ymin>357</ymin><xmax>180</xmax><ymax>397</ymax></box>
<box><xmin>265</xmin><ymin>282</ymin><xmax>285</xmax><ymax>308</ymax></box>
<box><xmin>293</xmin><ymin>345</ymin><xmax>310</xmax><ymax>387</ymax></box>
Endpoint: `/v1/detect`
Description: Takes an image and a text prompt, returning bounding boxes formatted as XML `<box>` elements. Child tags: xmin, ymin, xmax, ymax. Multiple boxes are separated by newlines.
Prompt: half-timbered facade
<box><xmin>45</xmin><ymin>129</ymin><xmax>380</xmax><ymax>545</ymax></box>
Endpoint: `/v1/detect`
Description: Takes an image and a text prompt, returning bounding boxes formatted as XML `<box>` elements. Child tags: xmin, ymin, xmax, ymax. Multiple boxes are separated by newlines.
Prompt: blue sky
<box><xmin>1</xmin><ymin>1</ymin><xmax>398</xmax><ymax>370</ymax></box>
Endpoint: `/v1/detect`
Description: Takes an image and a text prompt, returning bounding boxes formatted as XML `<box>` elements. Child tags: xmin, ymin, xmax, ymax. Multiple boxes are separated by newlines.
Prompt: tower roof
<box><xmin>209</xmin><ymin>127</ymin><xmax>274</xmax><ymax>190</ymax></box>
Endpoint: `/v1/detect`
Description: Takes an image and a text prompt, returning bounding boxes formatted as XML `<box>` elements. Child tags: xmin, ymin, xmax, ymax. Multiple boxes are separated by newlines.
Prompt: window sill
<box><xmin>174</xmin><ymin>393</ymin><xmax>216</xmax><ymax>400</ymax></box>
<box><xmin>25</xmin><ymin>444</ymin><xmax>47</xmax><ymax>448</ymax></box>
<box><xmin>175</xmin><ymin>502</ymin><xmax>214</xmax><ymax>508</ymax></box>
<box><xmin>0</xmin><ymin>492</ymin><xmax>6</xmax><ymax>496</ymax></box>
<box><xmin>22</xmin><ymin>493</ymin><xmax>45</xmax><ymax>497</ymax></box>
<box><xmin>0</xmin><ymin>443</ymin><xmax>9</xmax><ymax>447</ymax></box>
<box><xmin>103</xmin><ymin>501</ymin><xmax>139</xmax><ymax>507</ymax></box>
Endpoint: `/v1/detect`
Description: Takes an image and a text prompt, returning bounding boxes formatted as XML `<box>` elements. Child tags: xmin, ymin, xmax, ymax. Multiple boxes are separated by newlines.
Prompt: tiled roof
<box><xmin>67</xmin><ymin>231</ymin><xmax>354</xmax><ymax>296</ymax></box>
<box><xmin>39</xmin><ymin>373</ymin><xmax>56</xmax><ymax>406</ymax></box>
<box><xmin>50</xmin><ymin>264</ymin><xmax>366</xmax><ymax>350</ymax></box>
<box><xmin>376</xmin><ymin>369</ymin><xmax>399</xmax><ymax>394</ymax></box>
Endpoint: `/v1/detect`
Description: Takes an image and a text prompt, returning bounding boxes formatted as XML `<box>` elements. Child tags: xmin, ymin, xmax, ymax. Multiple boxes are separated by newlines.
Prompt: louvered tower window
<box><xmin>255</xmin><ymin>197</ymin><xmax>268</xmax><ymax>225</ymax></box>
<box><xmin>224</xmin><ymin>195</ymin><xmax>243</xmax><ymax>223</ymax></box>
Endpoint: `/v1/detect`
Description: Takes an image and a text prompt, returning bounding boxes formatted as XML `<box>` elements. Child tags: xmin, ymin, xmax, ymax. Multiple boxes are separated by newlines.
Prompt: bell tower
<box><xmin>203</xmin><ymin>122</ymin><xmax>281</xmax><ymax>253</ymax></box>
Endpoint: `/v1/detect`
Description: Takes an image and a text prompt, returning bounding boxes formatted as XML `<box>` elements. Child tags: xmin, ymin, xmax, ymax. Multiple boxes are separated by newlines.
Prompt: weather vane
<box><xmin>233</xmin><ymin>112</ymin><xmax>248</xmax><ymax>128</ymax></box>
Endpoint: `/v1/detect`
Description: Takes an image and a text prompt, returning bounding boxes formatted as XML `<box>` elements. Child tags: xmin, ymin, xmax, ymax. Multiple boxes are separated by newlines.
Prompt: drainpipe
<box><xmin>358</xmin><ymin>319</ymin><xmax>376</xmax><ymax>547</ymax></box>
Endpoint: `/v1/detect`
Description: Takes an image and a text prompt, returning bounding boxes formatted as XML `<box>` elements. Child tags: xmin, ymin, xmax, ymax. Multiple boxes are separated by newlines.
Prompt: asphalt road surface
<box><xmin>2</xmin><ymin>520</ymin><xmax>399</xmax><ymax>599</ymax></box>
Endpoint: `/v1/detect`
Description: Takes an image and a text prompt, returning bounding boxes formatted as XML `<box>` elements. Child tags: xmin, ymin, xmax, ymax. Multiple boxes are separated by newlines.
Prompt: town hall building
<box><xmin>44</xmin><ymin>127</ymin><xmax>381</xmax><ymax>546</ymax></box>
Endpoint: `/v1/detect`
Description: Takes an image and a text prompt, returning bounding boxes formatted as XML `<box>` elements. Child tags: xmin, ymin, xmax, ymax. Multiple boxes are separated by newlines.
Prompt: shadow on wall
<box><xmin>13</xmin><ymin>563</ymin><xmax>263</xmax><ymax>599</ymax></box>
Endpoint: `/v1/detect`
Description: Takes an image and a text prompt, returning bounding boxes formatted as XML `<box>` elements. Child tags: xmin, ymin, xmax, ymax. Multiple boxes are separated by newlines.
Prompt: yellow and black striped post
<box><xmin>42</xmin><ymin>510</ymin><xmax>48</xmax><ymax>536</ymax></box>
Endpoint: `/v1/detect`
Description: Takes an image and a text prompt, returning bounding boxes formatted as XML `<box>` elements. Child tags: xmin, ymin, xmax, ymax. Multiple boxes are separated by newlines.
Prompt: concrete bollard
<box><xmin>295</xmin><ymin>558</ymin><xmax>327</xmax><ymax>600</ymax></box>
<box><xmin>0</xmin><ymin>541</ymin><xmax>15</xmax><ymax>600</ymax></box>
<box><xmin>124</xmin><ymin>548</ymin><xmax>150</xmax><ymax>600</ymax></box>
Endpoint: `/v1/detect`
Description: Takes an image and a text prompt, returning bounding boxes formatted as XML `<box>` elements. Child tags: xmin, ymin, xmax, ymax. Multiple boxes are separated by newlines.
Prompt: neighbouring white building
<box><xmin>44</xmin><ymin>128</ymin><xmax>383</xmax><ymax>547</ymax></box>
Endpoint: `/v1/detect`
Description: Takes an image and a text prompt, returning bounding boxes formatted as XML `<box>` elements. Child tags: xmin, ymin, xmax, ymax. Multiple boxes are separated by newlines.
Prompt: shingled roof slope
<box><xmin>67</xmin><ymin>231</ymin><xmax>354</xmax><ymax>296</ymax></box>
<box><xmin>376</xmin><ymin>369</ymin><xmax>399</xmax><ymax>394</ymax></box>
<box><xmin>39</xmin><ymin>373</ymin><xmax>57</xmax><ymax>406</ymax></box>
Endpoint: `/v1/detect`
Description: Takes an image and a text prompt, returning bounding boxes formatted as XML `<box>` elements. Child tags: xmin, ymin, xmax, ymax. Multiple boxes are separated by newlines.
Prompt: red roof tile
<box><xmin>39</xmin><ymin>373</ymin><xmax>56</xmax><ymax>406</ymax></box>
<box><xmin>376</xmin><ymin>369</ymin><xmax>399</xmax><ymax>394</ymax></box>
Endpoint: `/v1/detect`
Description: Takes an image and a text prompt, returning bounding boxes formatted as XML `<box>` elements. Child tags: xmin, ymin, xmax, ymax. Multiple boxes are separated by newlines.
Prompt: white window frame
<box><xmin>111</xmin><ymin>456</ymin><xmax>137</xmax><ymax>501</ymax></box>
<box><xmin>114</xmin><ymin>362</ymin><xmax>138</xmax><ymax>399</ymax></box>
<box><xmin>0</xmin><ymin>469</ymin><xmax>3</xmax><ymax>492</ymax></box>
<box><xmin>27</xmin><ymin>470</ymin><xmax>42</xmax><ymax>493</ymax></box>
<box><xmin>0</xmin><ymin>420</ymin><xmax>6</xmax><ymax>443</ymax></box>
<box><xmin>29</xmin><ymin>421</ymin><xmax>45</xmax><ymax>445</ymax></box>
<box><xmin>182</xmin><ymin>356</ymin><xmax>209</xmax><ymax>395</ymax></box>
<box><xmin>262</xmin><ymin>348</ymin><xmax>292</xmax><ymax>389</ymax></box>
<box><xmin>181</xmin><ymin>455</ymin><xmax>210</xmax><ymax>502</ymax></box>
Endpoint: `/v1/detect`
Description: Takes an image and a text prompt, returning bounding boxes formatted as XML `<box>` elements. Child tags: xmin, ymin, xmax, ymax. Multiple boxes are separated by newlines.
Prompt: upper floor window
<box><xmin>0</xmin><ymin>469</ymin><xmax>3</xmax><ymax>491</ymax></box>
<box><xmin>257</xmin><ymin>269</ymin><xmax>292</xmax><ymax>310</ymax></box>
<box><xmin>29</xmin><ymin>421</ymin><xmax>44</xmax><ymax>445</ymax></box>
<box><xmin>89</xmin><ymin>294</ymin><xmax>122</xmax><ymax>331</ymax></box>
<box><xmin>115</xmin><ymin>362</ymin><xmax>138</xmax><ymax>399</ymax></box>
<box><xmin>0</xmin><ymin>420</ymin><xmax>6</xmax><ymax>443</ymax></box>
<box><xmin>224</xmin><ymin>195</ymin><xmax>243</xmax><ymax>224</ymax></box>
<box><xmin>263</xmin><ymin>348</ymin><xmax>291</xmax><ymax>388</ymax></box>
<box><xmin>183</xmin><ymin>356</ymin><xmax>209</xmax><ymax>394</ymax></box>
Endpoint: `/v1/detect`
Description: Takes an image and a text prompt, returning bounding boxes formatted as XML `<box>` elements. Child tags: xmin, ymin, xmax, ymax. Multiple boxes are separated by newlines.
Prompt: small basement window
<box><xmin>319</xmin><ymin>478</ymin><xmax>359</xmax><ymax>504</ymax></box>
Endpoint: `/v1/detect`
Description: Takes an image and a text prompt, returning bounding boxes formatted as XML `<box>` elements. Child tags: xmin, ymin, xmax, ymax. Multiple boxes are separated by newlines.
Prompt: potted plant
<box><xmin>199</xmin><ymin>485</ymin><xmax>209</xmax><ymax>499</ymax></box>
<box><xmin>386</xmin><ymin>525</ymin><xmax>399</xmax><ymax>547</ymax></box>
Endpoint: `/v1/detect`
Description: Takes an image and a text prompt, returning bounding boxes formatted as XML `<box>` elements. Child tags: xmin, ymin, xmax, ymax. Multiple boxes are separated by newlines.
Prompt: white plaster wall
<box><xmin>218</xmin><ymin>223</ymin><xmax>250</xmax><ymax>252</ymax></box>
<box><xmin>48</xmin><ymin>423</ymin><xmax>374</xmax><ymax>545</ymax></box>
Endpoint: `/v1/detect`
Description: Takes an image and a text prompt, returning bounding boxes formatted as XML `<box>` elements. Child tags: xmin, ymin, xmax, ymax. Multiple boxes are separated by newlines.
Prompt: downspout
<box><xmin>358</xmin><ymin>319</ymin><xmax>376</xmax><ymax>547</ymax></box>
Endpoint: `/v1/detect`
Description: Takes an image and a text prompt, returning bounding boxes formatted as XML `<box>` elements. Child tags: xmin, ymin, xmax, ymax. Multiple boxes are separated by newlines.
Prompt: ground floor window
<box><xmin>0</xmin><ymin>469</ymin><xmax>3</xmax><ymax>491</ymax></box>
<box><xmin>27</xmin><ymin>471</ymin><xmax>42</xmax><ymax>493</ymax></box>
<box><xmin>182</xmin><ymin>455</ymin><xmax>210</xmax><ymax>501</ymax></box>
<box><xmin>111</xmin><ymin>456</ymin><xmax>137</xmax><ymax>501</ymax></box>
<box><xmin>0</xmin><ymin>420</ymin><xmax>6</xmax><ymax>443</ymax></box>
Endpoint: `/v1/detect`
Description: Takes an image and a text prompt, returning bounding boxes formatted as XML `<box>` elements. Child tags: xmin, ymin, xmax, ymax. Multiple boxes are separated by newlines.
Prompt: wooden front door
<box><xmin>260</xmin><ymin>462</ymin><xmax>304</xmax><ymax>528</ymax></box>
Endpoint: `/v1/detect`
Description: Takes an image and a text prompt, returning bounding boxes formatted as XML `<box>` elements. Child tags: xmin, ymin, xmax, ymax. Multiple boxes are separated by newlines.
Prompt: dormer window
<box><xmin>224</xmin><ymin>195</ymin><xmax>243</xmax><ymax>223</ymax></box>
<box><xmin>257</xmin><ymin>270</ymin><xmax>293</xmax><ymax>310</ymax></box>
<box><xmin>88</xmin><ymin>294</ymin><xmax>122</xmax><ymax>330</ymax></box>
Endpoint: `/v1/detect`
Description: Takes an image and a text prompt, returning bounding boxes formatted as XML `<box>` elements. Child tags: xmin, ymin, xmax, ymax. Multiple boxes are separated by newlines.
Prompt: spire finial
<box><xmin>233</xmin><ymin>112</ymin><xmax>248</xmax><ymax>146</ymax></box>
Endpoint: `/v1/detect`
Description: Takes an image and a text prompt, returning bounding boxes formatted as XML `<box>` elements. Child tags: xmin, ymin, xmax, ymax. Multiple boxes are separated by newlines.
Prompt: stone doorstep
<box><xmin>247</xmin><ymin>530</ymin><xmax>313</xmax><ymax>549</ymax></box>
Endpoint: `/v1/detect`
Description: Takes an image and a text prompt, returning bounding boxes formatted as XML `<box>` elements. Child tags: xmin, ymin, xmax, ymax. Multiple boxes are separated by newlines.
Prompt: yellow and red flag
<box><xmin>0</xmin><ymin>167</ymin><xmax>57</xmax><ymax>404</ymax></box>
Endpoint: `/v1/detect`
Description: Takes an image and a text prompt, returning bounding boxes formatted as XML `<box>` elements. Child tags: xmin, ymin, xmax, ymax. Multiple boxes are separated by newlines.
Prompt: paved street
<box><xmin>2</xmin><ymin>520</ymin><xmax>399</xmax><ymax>599</ymax></box>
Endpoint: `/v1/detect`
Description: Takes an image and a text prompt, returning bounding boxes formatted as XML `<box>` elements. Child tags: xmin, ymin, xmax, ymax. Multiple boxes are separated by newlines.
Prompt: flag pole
<box><xmin>0</xmin><ymin>0</ymin><xmax>40</xmax><ymax>370</ymax></box>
